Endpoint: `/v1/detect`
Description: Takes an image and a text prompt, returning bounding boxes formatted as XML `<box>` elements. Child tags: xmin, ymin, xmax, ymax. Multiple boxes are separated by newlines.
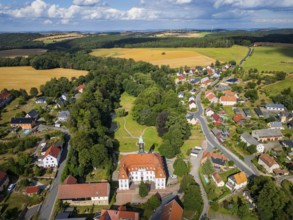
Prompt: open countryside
<box><xmin>0</xmin><ymin>66</ymin><xmax>88</xmax><ymax>91</ymax></box>
<box><xmin>243</xmin><ymin>46</ymin><xmax>293</xmax><ymax>73</ymax></box>
<box><xmin>34</xmin><ymin>33</ymin><xmax>86</xmax><ymax>44</ymax></box>
<box><xmin>91</xmin><ymin>45</ymin><xmax>248</xmax><ymax>68</ymax></box>
<box><xmin>0</xmin><ymin>49</ymin><xmax>47</xmax><ymax>58</ymax></box>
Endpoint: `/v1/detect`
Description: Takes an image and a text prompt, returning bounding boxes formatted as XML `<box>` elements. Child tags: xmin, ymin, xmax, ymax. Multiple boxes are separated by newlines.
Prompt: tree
<box><xmin>228</xmin><ymin>160</ymin><xmax>234</xmax><ymax>166</ymax></box>
<box><xmin>115</xmin><ymin>108</ymin><xmax>127</xmax><ymax>117</ymax></box>
<box><xmin>215</xmin><ymin>60</ymin><xmax>221</xmax><ymax>67</ymax></box>
<box><xmin>229</xmin><ymin>60</ymin><xmax>236</xmax><ymax>65</ymax></box>
<box><xmin>211</xmin><ymin>201</ymin><xmax>219</xmax><ymax>211</ymax></box>
<box><xmin>173</xmin><ymin>158</ymin><xmax>189</xmax><ymax>177</ymax></box>
<box><xmin>139</xmin><ymin>181</ymin><xmax>149</xmax><ymax>198</ymax></box>
<box><xmin>156</xmin><ymin>112</ymin><xmax>169</xmax><ymax>137</ymax></box>
<box><xmin>244</xmin><ymin>89</ymin><xmax>258</xmax><ymax>101</ymax></box>
<box><xmin>29</xmin><ymin>87</ymin><xmax>38</xmax><ymax>97</ymax></box>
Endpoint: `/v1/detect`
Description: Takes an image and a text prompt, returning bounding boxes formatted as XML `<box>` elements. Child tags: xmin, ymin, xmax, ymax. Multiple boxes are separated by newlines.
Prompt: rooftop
<box><xmin>220</xmin><ymin>96</ymin><xmax>237</xmax><ymax>102</ymax></box>
<box><xmin>10</xmin><ymin>117</ymin><xmax>34</xmax><ymax>124</ymax></box>
<box><xmin>231</xmin><ymin>171</ymin><xmax>247</xmax><ymax>185</ymax></box>
<box><xmin>265</xmin><ymin>104</ymin><xmax>285</xmax><ymax>109</ymax></box>
<box><xmin>43</xmin><ymin>146</ymin><xmax>61</xmax><ymax>159</ymax></box>
<box><xmin>241</xmin><ymin>132</ymin><xmax>259</xmax><ymax>146</ymax></box>
<box><xmin>212</xmin><ymin>172</ymin><xmax>223</xmax><ymax>184</ymax></box>
<box><xmin>259</xmin><ymin>154</ymin><xmax>278</xmax><ymax>168</ymax></box>
<box><xmin>63</xmin><ymin>175</ymin><xmax>77</xmax><ymax>184</ymax></box>
<box><xmin>252</xmin><ymin>129</ymin><xmax>283</xmax><ymax>138</ymax></box>
<box><xmin>160</xmin><ymin>199</ymin><xmax>183</xmax><ymax>220</ymax></box>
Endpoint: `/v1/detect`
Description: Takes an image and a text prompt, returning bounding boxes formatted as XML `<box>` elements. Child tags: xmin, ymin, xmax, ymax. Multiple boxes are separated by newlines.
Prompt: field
<box><xmin>153</xmin><ymin>31</ymin><xmax>209</xmax><ymax>38</ymax></box>
<box><xmin>263</xmin><ymin>74</ymin><xmax>293</xmax><ymax>96</ymax></box>
<box><xmin>91</xmin><ymin>45</ymin><xmax>247</xmax><ymax>68</ymax></box>
<box><xmin>34</xmin><ymin>33</ymin><xmax>85</xmax><ymax>44</ymax></box>
<box><xmin>0</xmin><ymin>66</ymin><xmax>88</xmax><ymax>91</ymax></box>
<box><xmin>114</xmin><ymin>92</ymin><xmax>162</xmax><ymax>152</ymax></box>
<box><xmin>243</xmin><ymin>46</ymin><xmax>293</xmax><ymax>73</ymax></box>
<box><xmin>0</xmin><ymin>49</ymin><xmax>47</xmax><ymax>58</ymax></box>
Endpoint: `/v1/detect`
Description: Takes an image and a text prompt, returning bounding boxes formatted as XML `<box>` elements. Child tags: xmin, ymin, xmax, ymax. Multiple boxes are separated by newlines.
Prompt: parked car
<box><xmin>7</xmin><ymin>183</ymin><xmax>16</xmax><ymax>192</ymax></box>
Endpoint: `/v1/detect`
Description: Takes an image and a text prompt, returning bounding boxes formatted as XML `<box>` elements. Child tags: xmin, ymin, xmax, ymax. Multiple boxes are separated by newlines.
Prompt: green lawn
<box><xmin>243</xmin><ymin>46</ymin><xmax>293</xmax><ymax>73</ymax></box>
<box><xmin>114</xmin><ymin>93</ymin><xmax>162</xmax><ymax>152</ymax></box>
<box><xmin>223</xmin><ymin>106</ymin><xmax>235</xmax><ymax>118</ymax></box>
<box><xmin>263</xmin><ymin>74</ymin><xmax>293</xmax><ymax>97</ymax></box>
<box><xmin>181</xmin><ymin>125</ymin><xmax>204</xmax><ymax>157</ymax></box>
<box><xmin>86</xmin><ymin>168</ymin><xmax>110</xmax><ymax>182</ymax></box>
<box><xmin>219</xmin><ymin>168</ymin><xmax>240</xmax><ymax>182</ymax></box>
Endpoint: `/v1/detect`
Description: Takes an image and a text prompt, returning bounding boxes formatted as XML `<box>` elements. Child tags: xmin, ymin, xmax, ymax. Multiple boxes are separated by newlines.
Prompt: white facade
<box><xmin>211</xmin><ymin>175</ymin><xmax>224</xmax><ymax>187</ymax></box>
<box><xmin>258</xmin><ymin>159</ymin><xmax>280</xmax><ymax>173</ymax></box>
<box><xmin>43</xmin><ymin>154</ymin><xmax>60</xmax><ymax>168</ymax></box>
<box><xmin>189</xmin><ymin>103</ymin><xmax>197</xmax><ymax>110</ymax></box>
<box><xmin>227</xmin><ymin>177</ymin><xmax>247</xmax><ymax>190</ymax></box>
<box><xmin>219</xmin><ymin>99</ymin><xmax>237</xmax><ymax>106</ymax></box>
<box><xmin>206</xmin><ymin>109</ymin><xmax>214</xmax><ymax>117</ymax></box>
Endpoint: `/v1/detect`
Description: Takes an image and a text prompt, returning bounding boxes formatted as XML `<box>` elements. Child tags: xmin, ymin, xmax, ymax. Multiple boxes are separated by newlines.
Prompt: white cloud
<box><xmin>176</xmin><ymin>0</ymin><xmax>192</xmax><ymax>4</ymax></box>
<box><xmin>43</xmin><ymin>19</ymin><xmax>52</xmax><ymax>25</ymax></box>
<box><xmin>7</xmin><ymin>0</ymin><xmax>48</xmax><ymax>18</ymax></box>
<box><xmin>213</xmin><ymin>0</ymin><xmax>293</xmax><ymax>9</ymax></box>
<box><xmin>73</xmin><ymin>0</ymin><xmax>100</xmax><ymax>6</ymax></box>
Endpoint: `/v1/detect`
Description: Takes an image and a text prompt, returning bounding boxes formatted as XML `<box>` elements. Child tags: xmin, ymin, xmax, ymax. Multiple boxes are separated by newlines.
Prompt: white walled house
<box><xmin>240</xmin><ymin>132</ymin><xmax>264</xmax><ymax>153</ymax></box>
<box><xmin>226</xmin><ymin>171</ymin><xmax>247</xmax><ymax>191</ymax></box>
<box><xmin>205</xmin><ymin>108</ymin><xmax>215</xmax><ymax>117</ymax></box>
<box><xmin>42</xmin><ymin>146</ymin><xmax>61</xmax><ymax>168</ymax></box>
<box><xmin>258</xmin><ymin>154</ymin><xmax>280</xmax><ymax>173</ymax></box>
<box><xmin>212</xmin><ymin>172</ymin><xmax>224</xmax><ymax>187</ymax></box>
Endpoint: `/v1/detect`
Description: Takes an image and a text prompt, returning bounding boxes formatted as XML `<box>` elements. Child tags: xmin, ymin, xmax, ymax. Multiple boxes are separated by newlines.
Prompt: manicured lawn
<box><xmin>243</xmin><ymin>46</ymin><xmax>293</xmax><ymax>73</ymax></box>
<box><xmin>219</xmin><ymin>168</ymin><xmax>240</xmax><ymax>182</ymax></box>
<box><xmin>74</xmin><ymin>205</ymin><xmax>110</xmax><ymax>214</ymax></box>
<box><xmin>86</xmin><ymin>168</ymin><xmax>110</xmax><ymax>182</ymax></box>
<box><xmin>114</xmin><ymin>93</ymin><xmax>162</xmax><ymax>152</ymax></box>
<box><xmin>263</xmin><ymin>74</ymin><xmax>293</xmax><ymax>97</ymax></box>
<box><xmin>223</xmin><ymin>106</ymin><xmax>234</xmax><ymax>118</ymax></box>
<box><xmin>181</xmin><ymin>125</ymin><xmax>204</xmax><ymax>157</ymax></box>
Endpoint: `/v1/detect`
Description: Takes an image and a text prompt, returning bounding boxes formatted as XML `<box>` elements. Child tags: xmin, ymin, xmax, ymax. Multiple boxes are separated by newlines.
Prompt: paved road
<box><xmin>189</xmin><ymin>150</ymin><xmax>209</xmax><ymax>219</ymax></box>
<box><xmin>193</xmin><ymin>92</ymin><xmax>257</xmax><ymax>177</ymax></box>
<box><xmin>239</xmin><ymin>47</ymin><xmax>253</xmax><ymax>66</ymax></box>
<box><xmin>39</xmin><ymin>131</ymin><xmax>71</xmax><ymax>220</ymax></box>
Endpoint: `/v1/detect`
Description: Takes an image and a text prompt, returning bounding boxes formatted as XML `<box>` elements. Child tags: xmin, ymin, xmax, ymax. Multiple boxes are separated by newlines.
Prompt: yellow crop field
<box><xmin>91</xmin><ymin>46</ymin><xmax>247</xmax><ymax>68</ymax></box>
<box><xmin>0</xmin><ymin>66</ymin><xmax>88</xmax><ymax>91</ymax></box>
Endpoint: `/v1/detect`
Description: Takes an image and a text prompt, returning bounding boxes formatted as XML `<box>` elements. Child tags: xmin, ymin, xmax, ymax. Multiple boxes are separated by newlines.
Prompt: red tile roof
<box><xmin>77</xmin><ymin>84</ymin><xmax>85</xmax><ymax>92</ymax></box>
<box><xmin>220</xmin><ymin>96</ymin><xmax>237</xmax><ymax>102</ymax></box>
<box><xmin>43</xmin><ymin>146</ymin><xmax>61</xmax><ymax>159</ymax></box>
<box><xmin>202</xmin><ymin>151</ymin><xmax>228</xmax><ymax>162</ymax></box>
<box><xmin>100</xmin><ymin>209</ymin><xmax>139</xmax><ymax>220</ymax></box>
<box><xmin>233</xmin><ymin>172</ymin><xmax>248</xmax><ymax>185</ymax></box>
<box><xmin>58</xmin><ymin>182</ymin><xmax>109</xmax><ymax>199</ymax></box>
<box><xmin>259</xmin><ymin>154</ymin><xmax>278</xmax><ymax>168</ymax></box>
<box><xmin>212</xmin><ymin>114</ymin><xmax>221</xmax><ymax>122</ymax></box>
<box><xmin>119</xmin><ymin>153</ymin><xmax>166</xmax><ymax>179</ymax></box>
<box><xmin>161</xmin><ymin>199</ymin><xmax>183</xmax><ymax>220</ymax></box>
<box><xmin>223</xmin><ymin>90</ymin><xmax>236</xmax><ymax>97</ymax></box>
<box><xmin>233</xmin><ymin>114</ymin><xmax>245</xmax><ymax>123</ymax></box>
<box><xmin>0</xmin><ymin>90</ymin><xmax>12</xmax><ymax>100</ymax></box>
<box><xmin>0</xmin><ymin>171</ymin><xmax>8</xmax><ymax>186</ymax></box>
<box><xmin>63</xmin><ymin>175</ymin><xmax>77</xmax><ymax>184</ymax></box>
<box><xmin>26</xmin><ymin>186</ymin><xmax>39</xmax><ymax>194</ymax></box>
<box><xmin>212</xmin><ymin>172</ymin><xmax>223</xmax><ymax>184</ymax></box>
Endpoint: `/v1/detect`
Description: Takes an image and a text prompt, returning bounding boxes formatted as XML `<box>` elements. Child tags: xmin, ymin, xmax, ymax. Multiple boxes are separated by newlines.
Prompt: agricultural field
<box><xmin>114</xmin><ymin>92</ymin><xmax>162</xmax><ymax>152</ymax></box>
<box><xmin>153</xmin><ymin>31</ymin><xmax>209</xmax><ymax>38</ymax></box>
<box><xmin>243</xmin><ymin>46</ymin><xmax>293</xmax><ymax>73</ymax></box>
<box><xmin>263</xmin><ymin>74</ymin><xmax>293</xmax><ymax>96</ymax></box>
<box><xmin>0</xmin><ymin>49</ymin><xmax>47</xmax><ymax>58</ymax></box>
<box><xmin>34</xmin><ymin>33</ymin><xmax>85</xmax><ymax>44</ymax></box>
<box><xmin>0</xmin><ymin>66</ymin><xmax>88</xmax><ymax>91</ymax></box>
<box><xmin>91</xmin><ymin>45</ymin><xmax>247</xmax><ymax>68</ymax></box>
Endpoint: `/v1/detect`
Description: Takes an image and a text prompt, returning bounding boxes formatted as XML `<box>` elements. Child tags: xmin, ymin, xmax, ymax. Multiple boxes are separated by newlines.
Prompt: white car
<box><xmin>7</xmin><ymin>183</ymin><xmax>16</xmax><ymax>192</ymax></box>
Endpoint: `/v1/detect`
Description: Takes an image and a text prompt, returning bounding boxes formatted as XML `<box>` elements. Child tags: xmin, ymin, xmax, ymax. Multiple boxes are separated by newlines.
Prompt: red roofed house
<box><xmin>58</xmin><ymin>182</ymin><xmax>110</xmax><ymax>206</ymax></box>
<box><xmin>258</xmin><ymin>154</ymin><xmax>280</xmax><ymax>173</ymax></box>
<box><xmin>98</xmin><ymin>206</ymin><xmax>139</xmax><ymax>220</ymax></box>
<box><xmin>205</xmin><ymin>90</ymin><xmax>218</xmax><ymax>103</ymax></box>
<box><xmin>0</xmin><ymin>171</ymin><xmax>9</xmax><ymax>192</ymax></box>
<box><xmin>212</xmin><ymin>113</ymin><xmax>223</xmax><ymax>125</ymax></box>
<box><xmin>220</xmin><ymin>96</ymin><xmax>237</xmax><ymax>106</ymax></box>
<box><xmin>42</xmin><ymin>146</ymin><xmax>62</xmax><ymax>168</ymax></box>
<box><xmin>212</xmin><ymin>172</ymin><xmax>224</xmax><ymax>187</ymax></box>
<box><xmin>26</xmin><ymin>186</ymin><xmax>40</xmax><ymax>196</ymax></box>
<box><xmin>77</xmin><ymin>84</ymin><xmax>85</xmax><ymax>93</ymax></box>
<box><xmin>233</xmin><ymin>114</ymin><xmax>246</xmax><ymax>125</ymax></box>
<box><xmin>0</xmin><ymin>89</ymin><xmax>13</xmax><ymax>108</ymax></box>
<box><xmin>63</xmin><ymin>175</ymin><xmax>77</xmax><ymax>184</ymax></box>
<box><xmin>160</xmin><ymin>199</ymin><xmax>183</xmax><ymax>220</ymax></box>
<box><xmin>189</xmin><ymin>100</ymin><xmax>197</xmax><ymax>110</ymax></box>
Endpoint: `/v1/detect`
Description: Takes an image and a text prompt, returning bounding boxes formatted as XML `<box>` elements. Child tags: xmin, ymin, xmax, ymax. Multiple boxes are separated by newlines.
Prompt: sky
<box><xmin>0</xmin><ymin>0</ymin><xmax>292</xmax><ymax>32</ymax></box>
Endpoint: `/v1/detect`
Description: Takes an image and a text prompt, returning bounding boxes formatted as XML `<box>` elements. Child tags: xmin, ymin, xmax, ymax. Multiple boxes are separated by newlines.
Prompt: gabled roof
<box><xmin>241</xmin><ymin>133</ymin><xmax>259</xmax><ymax>146</ymax></box>
<box><xmin>265</xmin><ymin>104</ymin><xmax>285</xmax><ymax>109</ymax></box>
<box><xmin>160</xmin><ymin>199</ymin><xmax>183</xmax><ymax>220</ymax></box>
<box><xmin>233</xmin><ymin>114</ymin><xmax>245</xmax><ymax>123</ymax></box>
<box><xmin>63</xmin><ymin>175</ymin><xmax>77</xmax><ymax>184</ymax></box>
<box><xmin>212</xmin><ymin>172</ymin><xmax>223</xmax><ymax>184</ymax></box>
<box><xmin>223</xmin><ymin>90</ymin><xmax>236</xmax><ymax>97</ymax></box>
<box><xmin>26</xmin><ymin>186</ymin><xmax>39</xmax><ymax>194</ymax></box>
<box><xmin>0</xmin><ymin>171</ymin><xmax>8</xmax><ymax>186</ymax></box>
<box><xmin>43</xmin><ymin>146</ymin><xmax>61</xmax><ymax>159</ymax></box>
<box><xmin>211</xmin><ymin>157</ymin><xmax>226</xmax><ymax>166</ymax></box>
<box><xmin>220</xmin><ymin>96</ymin><xmax>237</xmax><ymax>102</ymax></box>
<box><xmin>77</xmin><ymin>84</ymin><xmax>85</xmax><ymax>91</ymax></box>
<box><xmin>268</xmin><ymin>121</ymin><xmax>283</xmax><ymax>128</ymax></box>
<box><xmin>26</xmin><ymin>109</ymin><xmax>39</xmax><ymax>119</ymax></box>
<box><xmin>10</xmin><ymin>117</ymin><xmax>34</xmax><ymax>124</ymax></box>
<box><xmin>212</xmin><ymin>113</ymin><xmax>221</xmax><ymax>121</ymax></box>
<box><xmin>280</xmin><ymin>140</ymin><xmax>293</xmax><ymax>148</ymax></box>
<box><xmin>100</xmin><ymin>209</ymin><xmax>139</xmax><ymax>220</ymax></box>
<box><xmin>58</xmin><ymin>182</ymin><xmax>109</xmax><ymax>199</ymax></box>
<box><xmin>58</xmin><ymin>111</ymin><xmax>70</xmax><ymax>118</ymax></box>
<box><xmin>254</xmin><ymin>108</ymin><xmax>263</xmax><ymax>116</ymax></box>
<box><xmin>259</xmin><ymin>154</ymin><xmax>278</xmax><ymax>168</ymax></box>
<box><xmin>252</xmin><ymin>129</ymin><xmax>283</xmax><ymax>138</ymax></box>
<box><xmin>231</xmin><ymin>171</ymin><xmax>247</xmax><ymax>185</ymax></box>
<box><xmin>0</xmin><ymin>90</ymin><xmax>12</xmax><ymax>100</ymax></box>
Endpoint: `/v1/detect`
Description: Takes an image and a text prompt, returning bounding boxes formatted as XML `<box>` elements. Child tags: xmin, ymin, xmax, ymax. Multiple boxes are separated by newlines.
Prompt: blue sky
<box><xmin>0</xmin><ymin>0</ymin><xmax>292</xmax><ymax>32</ymax></box>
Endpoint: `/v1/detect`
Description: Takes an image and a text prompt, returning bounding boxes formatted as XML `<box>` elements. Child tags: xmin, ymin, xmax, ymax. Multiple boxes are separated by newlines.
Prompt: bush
<box><xmin>115</xmin><ymin>108</ymin><xmax>127</xmax><ymax>117</ymax></box>
<box><xmin>173</xmin><ymin>158</ymin><xmax>189</xmax><ymax>177</ymax></box>
<box><xmin>139</xmin><ymin>181</ymin><xmax>149</xmax><ymax>198</ymax></box>
<box><xmin>211</xmin><ymin>201</ymin><xmax>219</xmax><ymax>211</ymax></box>
<box><xmin>228</xmin><ymin>161</ymin><xmax>234</xmax><ymax>166</ymax></box>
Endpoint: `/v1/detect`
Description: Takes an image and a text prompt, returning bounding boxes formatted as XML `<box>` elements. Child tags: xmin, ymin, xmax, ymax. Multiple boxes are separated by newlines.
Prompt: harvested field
<box><xmin>34</xmin><ymin>33</ymin><xmax>85</xmax><ymax>44</ymax></box>
<box><xmin>0</xmin><ymin>48</ymin><xmax>47</xmax><ymax>58</ymax></box>
<box><xmin>0</xmin><ymin>66</ymin><xmax>88</xmax><ymax>91</ymax></box>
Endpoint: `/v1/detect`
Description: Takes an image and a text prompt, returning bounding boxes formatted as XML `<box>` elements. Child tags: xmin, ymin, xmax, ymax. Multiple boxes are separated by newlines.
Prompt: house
<box><xmin>58</xmin><ymin>111</ymin><xmax>70</xmax><ymax>122</ymax></box>
<box><xmin>273</xmin><ymin>168</ymin><xmax>289</xmax><ymax>176</ymax></box>
<box><xmin>240</xmin><ymin>133</ymin><xmax>264</xmax><ymax>153</ymax></box>
<box><xmin>233</xmin><ymin>108</ymin><xmax>240</xmax><ymax>114</ymax></box>
<box><xmin>205</xmin><ymin>108</ymin><xmax>214</xmax><ymax>117</ymax></box>
<box><xmin>233</xmin><ymin>114</ymin><xmax>246</xmax><ymax>125</ymax></box>
<box><xmin>254</xmin><ymin>108</ymin><xmax>263</xmax><ymax>117</ymax></box>
<box><xmin>243</xmin><ymin>108</ymin><xmax>251</xmax><ymax>118</ymax></box>
<box><xmin>265</xmin><ymin>104</ymin><xmax>285</xmax><ymax>111</ymax></box>
<box><xmin>160</xmin><ymin>199</ymin><xmax>183</xmax><ymax>220</ymax></box>
<box><xmin>61</xmin><ymin>93</ymin><xmax>69</xmax><ymax>102</ymax></box>
<box><xmin>201</xmin><ymin>151</ymin><xmax>228</xmax><ymax>165</ymax></box>
<box><xmin>190</xmin><ymin>78</ymin><xmax>201</xmax><ymax>85</ymax></box>
<box><xmin>223</xmin><ymin>90</ymin><xmax>238</xmax><ymax>98</ymax></box>
<box><xmin>205</xmin><ymin>90</ymin><xmax>218</xmax><ymax>103</ymax></box>
<box><xmin>25</xmin><ymin>109</ymin><xmax>39</xmax><ymax>120</ymax></box>
<box><xmin>0</xmin><ymin>171</ymin><xmax>9</xmax><ymax>192</ymax></box>
<box><xmin>97</xmin><ymin>206</ymin><xmax>139</xmax><ymax>220</ymax></box>
<box><xmin>188</xmin><ymin>96</ymin><xmax>195</xmax><ymax>102</ymax></box>
<box><xmin>220</xmin><ymin>96</ymin><xmax>237</xmax><ymax>106</ymax></box>
<box><xmin>212</xmin><ymin>127</ymin><xmax>223</xmax><ymax>142</ymax></box>
<box><xmin>77</xmin><ymin>84</ymin><xmax>85</xmax><ymax>93</ymax></box>
<box><xmin>189</xmin><ymin>88</ymin><xmax>196</xmax><ymax>95</ymax></box>
<box><xmin>201</xmin><ymin>77</ymin><xmax>210</xmax><ymax>84</ymax></box>
<box><xmin>280</xmin><ymin>140</ymin><xmax>293</xmax><ymax>151</ymax></box>
<box><xmin>226</xmin><ymin>78</ymin><xmax>238</xmax><ymax>84</ymax></box>
<box><xmin>211</xmin><ymin>157</ymin><xmax>226</xmax><ymax>171</ymax></box>
<box><xmin>189</xmin><ymin>100</ymin><xmax>197</xmax><ymax>110</ymax></box>
<box><xmin>178</xmin><ymin>92</ymin><xmax>184</xmax><ymax>99</ymax></box>
<box><xmin>212</xmin><ymin>172</ymin><xmax>224</xmax><ymax>187</ymax></box>
<box><xmin>201</xmin><ymin>79</ymin><xmax>212</xmax><ymax>87</ymax></box>
<box><xmin>42</xmin><ymin>145</ymin><xmax>62</xmax><ymax>168</ymax></box>
<box><xmin>252</xmin><ymin>129</ymin><xmax>283</xmax><ymax>142</ymax></box>
<box><xmin>26</xmin><ymin>186</ymin><xmax>40</xmax><ymax>196</ymax></box>
<box><xmin>226</xmin><ymin>171</ymin><xmax>247</xmax><ymax>191</ymax></box>
<box><xmin>258</xmin><ymin>153</ymin><xmax>280</xmax><ymax>173</ymax></box>
<box><xmin>186</xmin><ymin>113</ymin><xmax>198</xmax><ymax>125</ymax></box>
<box><xmin>10</xmin><ymin>118</ymin><xmax>35</xmax><ymax>129</ymax></box>
<box><xmin>35</xmin><ymin>97</ymin><xmax>47</xmax><ymax>104</ymax></box>
<box><xmin>175</xmin><ymin>76</ymin><xmax>186</xmax><ymax>84</ymax></box>
<box><xmin>58</xmin><ymin>181</ymin><xmax>110</xmax><ymax>206</ymax></box>
<box><xmin>63</xmin><ymin>175</ymin><xmax>77</xmax><ymax>184</ymax></box>
<box><xmin>279</xmin><ymin>112</ymin><xmax>293</xmax><ymax>123</ymax></box>
<box><xmin>212</xmin><ymin>113</ymin><xmax>222</xmax><ymax>125</ymax></box>
<box><xmin>0</xmin><ymin>89</ymin><xmax>13</xmax><ymax>108</ymax></box>
<box><xmin>268</xmin><ymin>121</ymin><xmax>284</xmax><ymax>130</ymax></box>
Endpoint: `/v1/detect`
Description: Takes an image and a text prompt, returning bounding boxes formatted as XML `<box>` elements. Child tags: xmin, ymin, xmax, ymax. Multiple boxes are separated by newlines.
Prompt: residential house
<box><xmin>10</xmin><ymin>118</ymin><xmax>35</xmax><ymax>129</ymax></box>
<box><xmin>205</xmin><ymin>90</ymin><xmax>218</xmax><ymax>103</ymax></box>
<box><xmin>188</xmin><ymin>96</ymin><xmax>195</xmax><ymax>102</ymax></box>
<box><xmin>212</xmin><ymin>113</ymin><xmax>223</xmax><ymax>125</ymax></box>
<box><xmin>58</xmin><ymin>181</ymin><xmax>110</xmax><ymax>206</ymax></box>
<box><xmin>226</xmin><ymin>171</ymin><xmax>248</xmax><ymax>191</ymax></box>
<box><xmin>212</xmin><ymin>172</ymin><xmax>224</xmax><ymax>187</ymax></box>
<box><xmin>243</xmin><ymin>108</ymin><xmax>251</xmax><ymax>118</ymax></box>
<box><xmin>97</xmin><ymin>206</ymin><xmax>139</xmax><ymax>220</ymax></box>
<box><xmin>201</xmin><ymin>152</ymin><xmax>228</xmax><ymax>165</ymax></box>
<box><xmin>223</xmin><ymin>90</ymin><xmax>238</xmax><ymax>98</ymax></box>
<box><xmin>280</xmin><ymin>140</ymin><xmax>293</xmax><ymax>151</ymax></box>
<box><xmin>63</xmin><ymin>175</ymin><xmax>77</xmax><ymax>185</ymax></box>
<box><xmin>240</xmin><ymin>133</ymin><xmax>264</xmax><ymax>153</ymax></box>
<box><xmin>205</xmin><ymin>107</ymin><xmax>214</xmax><ymax>117</ymax></box>
<box><xmin>190</xmin><ymin>78</ymin><xmax>201</xmax><ymax>85</ymax></box>
<box><xmin>233</xmin><ymin>114</ymin><xmax>245</xmax><ymax>125</ymax></box>
<box><xmin>178</xmin><ymin>92</ymin><xmax>184</xmax><ymax>99</ymax></box>
<box><xmin>77</xmin><ymin>84</ymin><xmax>85</xmax><ymax>93</ymax></box>
<box><xmin>189</xmin><ymin>100</ymin><xmax>197</xmax><ymax>110</ymax></box>
<box><xmin>186</xmin><ymin>113</ymin><xmax>198</xmax><ymax>125</ymax></box>
<box><xmin>226</xmin><ymin>78</ymin><xmax>238</xmax><ymax>84</ymax></box>
<box><xmin>175</xmin><ymin>75</ymin><xmax>186</xmax><ymax>84</ymax></box>
<box><xmin>268</xmin><ymin>121</ymin><xmax>284</xmax><ymax>130</ymax></box>
<box><xmin>279</xmin><ymin>112</ymin><xmax>293</xmax><ymax>123</ymax></box>
<box><xmin>265</xmin><ymin>104</ymin><xmax>285</xmax><ymax>111</ymax></box>
<box><xmin>273</xmin><ymin>168</ymin><xmax>289</xmax><ymax>176</ymax></box>
<box><xmin>160</xmin><ymin>199</ymin><xmax>183</xmax><ymax>220</ymax></box>
<box><xmin>220</xmin><ymin>96</ymin><xmax>237</xmax><ymax>106</ymax></box>
<box><xmin>58</xmin><ymin>111</ymin><xmax>70</xmax><ymax>122</ymax></box>
<box><xmin>25</xmin><ymin>109</ymin><xmax>39</xmax><ymax>120</ymax></box>
<box><xmin>0</xmin><ymin>171</ymin><xmax>9</xmax><ymax>192</ymax></box>
<box><xmin>252</xmin><ymin>129</ymin><xmax>283</xmax><ymax>142</ymax></box>
<box><xmin>258</xmin><ymin>153</ymin><xmax>280</xmax><ymax>173</ymax></box>
<box><xmin>189</xmin><ymin>88</ymin><xmax>196</xmax><ymax>95</ymax></box>
<box><xmin>201</xmin><ymin>79</ymin><xmax>212</xmax><ymax>88</ymax></box>
<box><xmin>0</xmin><ymin>89</ymin><xmax>13</xmax><ymax>108</ymax></box>
<box><xmin>211</xmin><ymin>157</ymin><xmax>226</xmax><ymax>171</ymax></box>
<box><xmin>42</xmin><ymin>145</ymin><xmax>62</xmax><ymax>168</ymax></box>
<box><xmin>254</xmin><ymin>108</ymin><xmax>264</xmax><ymax>117</ymax></box>
<box><xmin>26</xmin><ymin>186</ymin><xmax>40</xmax><ymax>196</ymax></box>
<box><xmin>35</xmin><ymin>97</ymin><xmax>47</xmax><ymax>104</ymax></box>
<box><xmin>212</xmin><ymin>128</ymin><xmax>223</xmax><ymax>142</ymax></box>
